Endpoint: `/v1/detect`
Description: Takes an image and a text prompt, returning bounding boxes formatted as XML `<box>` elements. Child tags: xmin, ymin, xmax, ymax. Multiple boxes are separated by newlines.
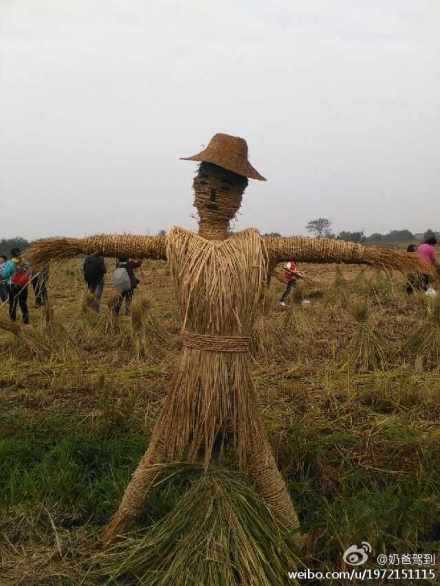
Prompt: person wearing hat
<box><xmin>28</xmin><ymin>133</ymin><xmax>424</xmax><ymax>551</ymax></box>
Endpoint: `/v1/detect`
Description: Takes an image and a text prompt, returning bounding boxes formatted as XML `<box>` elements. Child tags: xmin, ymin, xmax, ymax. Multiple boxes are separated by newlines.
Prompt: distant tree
<box><xmin>384</xmin><ymin>229</ymin><xmax>414</xmax><ymax>242</ymax></box>
<box><xmin>263</xmin><ymin>232</ymin><xmax>282</xmax><ymax>238</ymax></box>
<box><xmin>424</xmin><ymin>229</ymin><xmax>436</xmax><ymax>242</ymax></box>
<box><xmin>306</xmin><ymin>218</ymin><xmax>333</xmax><ymax>238</ymax></box>
<box><xmin>337</xmin><ymin>230</ymin><xmax>366</xmax><ymax>243</ymax></box>
<box><xmin>365</xmin><ymin>230</ymin><xmax>413</xmax><ymax>244</ymax></box>
<box><xmin>157</xmin><ymin>229</ymin><xmax>167</xmax><ymax>236</ymax></box>
<box><xmin>365</xmin><ymin>233</ymin><xmax>383</xmax><ymax>243</ymax></box>
<box><xmin>0</xmin><ymin>237</ymin><xmax>29</xmax><ymax>257</ymax></box>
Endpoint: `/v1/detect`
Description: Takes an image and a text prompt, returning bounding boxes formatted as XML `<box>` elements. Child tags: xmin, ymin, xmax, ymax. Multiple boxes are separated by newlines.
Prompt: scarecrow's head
<box><xmin>193</xmin><ymin>162</ymin><xmax>247</xmax><ymax>236</ymax></box>
<box><xmin>181</xmin><ymin>133</ymin><xmax>265</xmax><ymax>239</ymax></box>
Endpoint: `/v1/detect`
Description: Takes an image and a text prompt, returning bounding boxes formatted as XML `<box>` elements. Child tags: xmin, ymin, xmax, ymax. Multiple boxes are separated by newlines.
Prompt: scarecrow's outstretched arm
<box><xmin>266</xmin><ymin>236</ymin><xmax>425</xmax><ymax>273</ymax></box>
<box><xmin>27</xmin><ymin>234</ymin><xmax>167</xmax><ymax>265</ymax></box>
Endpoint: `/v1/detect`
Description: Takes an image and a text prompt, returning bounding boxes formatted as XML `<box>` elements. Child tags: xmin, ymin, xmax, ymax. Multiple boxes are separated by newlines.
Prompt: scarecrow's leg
<box><xmin>103</xmin><ymin>430</ymin><xmax>166</xmax><ymax>544</ymax></box>
<box><xmin>246</xmin><ymin>425</ymin><xmax>302</xmax><ymax>544</ymax></box>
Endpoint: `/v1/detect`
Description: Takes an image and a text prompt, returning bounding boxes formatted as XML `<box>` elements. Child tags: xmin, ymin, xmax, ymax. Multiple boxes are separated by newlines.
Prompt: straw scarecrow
<box><xmin>29</xmin><ymin>134</ymin><xmax>423</xmax><ymax>552</ymax></box>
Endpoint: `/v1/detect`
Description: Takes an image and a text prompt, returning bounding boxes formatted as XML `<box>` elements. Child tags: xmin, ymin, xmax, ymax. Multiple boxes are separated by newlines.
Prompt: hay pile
<box><xmin>0</xmin><ymin>317</ymin><xmax>52</xmax><ymax>359</ymax></box>
<box><xmin>346</xmin><ymin>300</ymin><xmax>387</xmax><ymax>372</ymax></box>
<box><xmin>95</xmin><ymin>467</ymin><xmax>300</xmax><ymax>586</ymax></box>
<box><xmin>129</xmin><ymin>295</ymin><xmax>171</xmax><ymax>359</ymax></box>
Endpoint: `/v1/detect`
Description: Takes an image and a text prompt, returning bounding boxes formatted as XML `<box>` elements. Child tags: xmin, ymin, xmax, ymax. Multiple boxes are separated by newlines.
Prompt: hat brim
<box><xmin>181</xmin><ymin>152</ymin><xmax>266</xmax><ymax>181</ymax></box>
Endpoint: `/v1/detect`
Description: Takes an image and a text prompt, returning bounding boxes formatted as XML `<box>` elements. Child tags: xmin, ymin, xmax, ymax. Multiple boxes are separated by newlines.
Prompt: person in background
<box><xmin>405</xmin><ymin>244</ymin><xmax>419</xmax><ymax>294</ymax></box>
<box><xmin>0</xmin><ymin>248</ymin><xmax>31</xmax><ymax>324</ymax></box>
<box><xmin>416</xmin><ymin>236</ymin><xmax>440</xmax><ymax>292</ymax></box>
<box><xmin>83</xmin><ymin>252</ymin><xmax>107</xmax><ymax>311</ymax></box>
<box><xmin>0</xmin><ymin>255</ymin><xmax>8</xmax><ymax>303</ymax></box>
<box><xmin>32</xmin><ymin>262</ymin><xmax>49</xmax><ymax>308</ymax></box>
<box><xmin>113</xmin><ymin>257</ymin><xmax>142</xmax><ymax>316</ymax></box>
<box><xmin>279</xmin><ymin>258</ymin><xmax>304</xmax><ymax>306</ymax></box>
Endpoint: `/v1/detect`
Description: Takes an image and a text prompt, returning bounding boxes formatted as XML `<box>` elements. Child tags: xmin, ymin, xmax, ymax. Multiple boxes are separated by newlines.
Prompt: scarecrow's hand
<box><xmin>266</xmin><ymin>236</ymin><xmax>428</xmax><ymax>273</ymax></box>
<box><xmin>27</xmin><ymin>234</ymin><xmax>167</xmax><ymax>265</ymax></box>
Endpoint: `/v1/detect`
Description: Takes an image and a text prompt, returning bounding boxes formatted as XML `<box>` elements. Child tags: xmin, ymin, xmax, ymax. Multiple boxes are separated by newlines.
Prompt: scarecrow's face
<box><xmin>193</xmin><ymin>163</ymin><xmax>247</xmax><ymax>231</ymax></box>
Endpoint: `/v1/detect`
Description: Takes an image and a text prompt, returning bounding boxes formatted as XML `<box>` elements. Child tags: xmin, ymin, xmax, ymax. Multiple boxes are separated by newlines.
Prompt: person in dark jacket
<box><xmin>83</xmin><ymin>253</ymin><xmax>107</xmax><ymax>311</ymax></box>
<box><xmin>113</xmin><ymin>257</ymin><xmax>141</xmax><ymax>316</ymax></box>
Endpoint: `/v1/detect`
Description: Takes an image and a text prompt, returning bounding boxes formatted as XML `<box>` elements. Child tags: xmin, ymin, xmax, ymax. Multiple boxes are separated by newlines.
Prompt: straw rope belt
<box><xmin>181</xmin><ymin>331</ymin><xmax>251</xmax><ymax>353</ymax></box>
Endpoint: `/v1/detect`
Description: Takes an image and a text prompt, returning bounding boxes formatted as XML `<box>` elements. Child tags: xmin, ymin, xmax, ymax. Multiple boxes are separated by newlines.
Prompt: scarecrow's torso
<box><xmin>166</xmin><ymin>227</ymin><xmax>268</xmax><ymax>336</ymax></box>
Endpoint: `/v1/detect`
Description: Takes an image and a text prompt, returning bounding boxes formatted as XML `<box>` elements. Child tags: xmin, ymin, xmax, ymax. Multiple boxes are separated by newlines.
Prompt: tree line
<box><xmin>0</xmin><ymin>237</ymin><xmax>30</xmax><ymax>257</ymax></box>
<box><xmin>265</xmin><ymin>219</ymin><xmax>438</xmax><ymax>244</ymax></box>
<box><xmin>305</xmin><ymin>218</ymin><xmax>438</xmax><ymax>244</ymax></box>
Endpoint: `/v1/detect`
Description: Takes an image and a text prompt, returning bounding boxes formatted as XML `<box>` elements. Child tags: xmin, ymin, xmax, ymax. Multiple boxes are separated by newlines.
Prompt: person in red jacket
<box><xmin>2</xmin><ymin>248</ymin><xmax>31</xmax><ymax>323</ymax></box>
<box><xmin>279</xmin><ymin>258</ymin><xmax>304</xmax><ymax>306</ymax></box>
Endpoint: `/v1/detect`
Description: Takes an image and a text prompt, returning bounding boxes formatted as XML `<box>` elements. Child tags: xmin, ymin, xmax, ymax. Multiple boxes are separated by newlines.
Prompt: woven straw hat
<box><xmin>181</xmin><ymin>133</ymin><xmax>266</xmax><ymax>181</ymax></box>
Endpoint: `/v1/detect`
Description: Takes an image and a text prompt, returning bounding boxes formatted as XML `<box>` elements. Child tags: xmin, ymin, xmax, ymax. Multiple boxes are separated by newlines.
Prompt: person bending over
<box><xmin>279</xmin><ymin>258</ymin><xmax>304</xmax><ymax>306</ymax></box>
<box><xmin>83</xmin><ymin>252</ymin><xmax>107</xmax><ymax>311</ymax></box>
<box><xmin>113</xmin><ymin>257</ymin><xmax>142</xmax><ymax>316</ymax></box>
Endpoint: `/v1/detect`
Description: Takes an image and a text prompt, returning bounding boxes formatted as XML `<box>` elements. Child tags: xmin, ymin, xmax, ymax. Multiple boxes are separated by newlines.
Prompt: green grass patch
<box><xmin>0</xmin><ymin>420</ymin><xmax>147</xmax><ymax>523</ymax></box>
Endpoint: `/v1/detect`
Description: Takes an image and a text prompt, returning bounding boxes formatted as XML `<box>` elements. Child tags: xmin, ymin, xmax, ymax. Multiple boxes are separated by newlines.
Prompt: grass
<box><xmin>0</xmin><ymin>420</ymin><xmax>145</xmax><ymax>521</ymax></box>
<box><xmin>1</xmin><ymin>259</ymin><xmax>439</xmax><ymax>584</ymax></box>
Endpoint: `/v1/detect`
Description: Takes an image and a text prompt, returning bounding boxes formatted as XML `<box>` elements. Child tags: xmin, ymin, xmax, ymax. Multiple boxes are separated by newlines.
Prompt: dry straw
<box><xmin>28</xmin><ymin>234</ymin><xmax>167</xmax><ymax>265</ymax></box>
<box><xmin>251</xmin><ymin>314</ymin><xmax>293</xmax><ymax>363</ymax></box>
<box><xmin>103</xmin><ymin>226</ymin><xmax>301</xmax><ymax>543</ymax></box>
<box><xmin>346</xmin><ymin>299</ymin><xmax>387</xmax><ymax>372</ymax></box>
<box><xmin>193</xmin><ymin>162</ymin><xmax>246</xmax><ymax>241</ymax></box>
<box><xmin>95</xmin><ymin>467</ymin><xmax>300</xmax><ymax>586</ymax></box>
<box><xmin>0</xmin><ymin>316</ymin><xmax>51</xmax><ymax>359</ymax></box>
<box><xmin>407</xmin><ymin>294</ymin><xmax>440</xmax><ymax>369</ymax></box>
<box><xmin>129</xmin><ymin>295</ymin><xmax>170</xmax><ymax>359</ymax></box>
<box><xmin>264</xmin><ymin>236</ymin><xmax>427</xmax><ymax>273</ymax></box>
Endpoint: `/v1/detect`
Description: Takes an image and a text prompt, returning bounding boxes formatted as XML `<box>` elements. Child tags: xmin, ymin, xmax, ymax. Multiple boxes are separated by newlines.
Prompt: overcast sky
<box><xmin>1</xmin><ymin>1</ymin><xmax>439</xmax><ymax>239</ymax></box>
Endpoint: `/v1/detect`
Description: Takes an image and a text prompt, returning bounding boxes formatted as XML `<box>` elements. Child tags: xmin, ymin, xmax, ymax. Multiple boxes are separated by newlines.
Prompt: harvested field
<box><xmin>1</xmin><ymin>259</ymin><xmax>439</xmax><ymax>585</ymax></box>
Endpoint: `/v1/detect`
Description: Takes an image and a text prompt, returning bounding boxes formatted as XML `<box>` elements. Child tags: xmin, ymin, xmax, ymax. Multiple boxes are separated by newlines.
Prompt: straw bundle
<box><xmin>333</xmin><ymin>265</ymin><xmax>348</xmax><ymax>288</ymax></box>
<box><xmin>346</xmin><ymin>300</ymin><xmax>387</xmax><ymax>372</ymax></box>
<box><xmin>407</xmin><ymin>295</ymin><xmax>440</xmax><ymax>369</ymax></box>
<box><xmin>96</xmin><ymin>467</ymin><xmax>300</xmax><ymax>586</ymax></box>
<box><xmin>129</xmin><ymin>296</ymin><xmax>170</xmax><ymax>359</ymax></box>
<box><xmin>325</xmin><ymin>266</ymin><xmax>350</xmax><ymax>309</ymax></box>
<box><xmin>104</xmin><ymin>226</ymin><xmax>301</xmax><ymax>543</ymax></box>
<box><xmin>40</xmin><ymin>302</ymin><xmax>70</xmax><ymax>345</ymax></box>
<box><xmin>282</xmin><ymin>296</ymin><xmax>311</xmax><ymax>338</ymax></box>
<box><xmin>79</xmin><ymin>291</ymin><xmax>100</xmax><ymax>320</ymax></box>
<box><xmin>102</xmin><ymin>293</ymin><xmax>121</xmax><ymax>334</ymax></box>
<box><xmin>265</xmin><ymin>236</ymin><xmax>428</xmax><ymax>273</ymax></box>
<box><xmin>0</xmin><ymin>317</ymin><xmax>52</xmax><ymax>358</ymax></box>
<box><xmin>27</xmin><ymin>234</ymin><xmax>167</xmax><ymax>265</ymax></box>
